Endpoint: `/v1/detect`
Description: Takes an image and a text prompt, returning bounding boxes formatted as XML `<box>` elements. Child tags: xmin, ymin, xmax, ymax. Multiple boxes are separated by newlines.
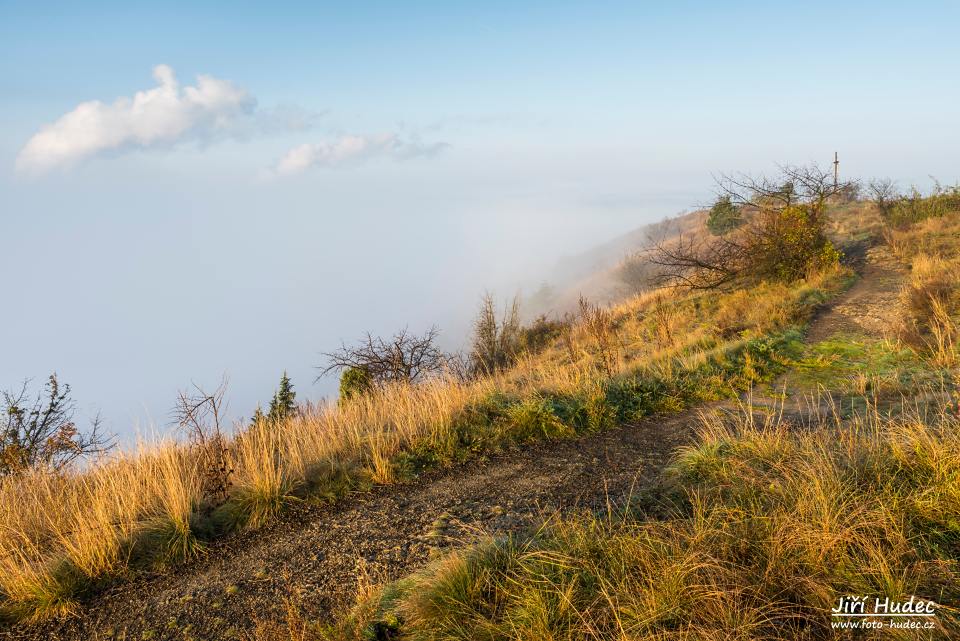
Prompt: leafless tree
<box><xmin>1</xmin><ymin>374</ymin><xmax>112</xmax><ymax>476</ymax></box>
<box><xmin>320</xmin><ymin>326</ymin><xmax>448</xmax><ymax>387</ymax></box>
<box><xmin>172</xmin><ymin>377</ymin><xmax>232</xmax><ymax>507</ymax></box>
<box><xmin>867</xmin><ymin>178</ymin><xmax>899</xmax><ymax>218</ymax></box>
<box><xmin>649</xmin><ymin>233</ymin><xmax>747</xmax><ymax>290</ymax></box>
<box><xmin>715</xmin><ymin>163</ymin><xmax>851</xmax><ymax>221</ymax></box>
<box><xmin>440</xmin><ymin>350</ymin><xmax>473</xmax><ymax>384</ymax></box>
<box><xmin>651</xmin><ymin>163</ymin><xmax>855</xmax><ymax>290</ymax></box>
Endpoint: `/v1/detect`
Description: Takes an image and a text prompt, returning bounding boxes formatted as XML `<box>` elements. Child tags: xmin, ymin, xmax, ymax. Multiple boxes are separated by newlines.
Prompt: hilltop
<box><xmin>3</xmin><ymin>171</ymin><xmax>959</xmax><ymax>640</ymax></box>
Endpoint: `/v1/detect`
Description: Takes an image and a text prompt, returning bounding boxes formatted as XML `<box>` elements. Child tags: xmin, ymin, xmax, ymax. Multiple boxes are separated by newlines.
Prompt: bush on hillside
<box><xmin>470</xmin><ymin>295</ymin><xmax>572</xmax><ymax>377</ymax></box>
<box><xmin>886</xmin><ymin>182</ymin><xmax>960</xmax><ymax>228</ymax></box>
<box><xmin>705</xmin><ymin>194</ymin><xmax>743</xmax><ymax>235</ymax></box>
<box><xmin>516</xmin><ymin>314</ymin><xmax>567</xmax><ymax>355</ymax></box>
<box><xmin>339</xmin><ymin>366</ymin><xmax>373</xmax><ymax>402</ymax></box>
<box><xmin>651</xmin><ymin>164</ymin><xmax>846</xmax><ymax>289</ymax></box>
<box><xmin>172</xmin><ymin>379</ymin><xmax>233</xmax><ymax>509</ymax></box>
<box><xmin>320</xmin><ymin>327</ymin><xmax>448</xmax><ymax>391</ymax></box>
<box><xmin>0</xmin><ymin>374</ymin><xmax>111</xmax><ymax>477</ymax></box>
<box><xmin>469</xmin><ymin>294</ymin><xmax>522</xmax><ymax>376</ymax></box>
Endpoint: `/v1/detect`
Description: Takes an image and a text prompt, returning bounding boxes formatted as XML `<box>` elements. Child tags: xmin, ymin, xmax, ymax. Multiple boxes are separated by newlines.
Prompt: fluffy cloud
<box><xmin>270</xmin><ymin>134</ymin><xmax>447</xmax><ymax>176</ymax></box>
<box><xmin>16</xmin><ymin>65</ymin><xmax>255</xmax><ymax>175</ymax></box>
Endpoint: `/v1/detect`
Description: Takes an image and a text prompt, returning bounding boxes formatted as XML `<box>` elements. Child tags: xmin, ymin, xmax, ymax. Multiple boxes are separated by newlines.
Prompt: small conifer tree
<box><xmin>339</xmin><ymin>366</ymin><xmax>372</xmax><ymax>402</ymax></box>
<box><xmin>706</xmin><ymin>195</ymin><xmax>744</xmax><ymax>235</ymax></box>
<box><xmin>267</xmin><ymin>371</ymin><xmax>296</xmax><ymax>422</ymax></box>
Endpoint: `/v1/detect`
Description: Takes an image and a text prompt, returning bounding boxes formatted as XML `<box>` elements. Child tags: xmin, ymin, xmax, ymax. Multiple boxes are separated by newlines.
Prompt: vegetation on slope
<box><xmin>0</xmin><ymin>178</ymin><xmax>853</xmax><ymax>623</ymax></box>
<box><xmin>0</xmin><ymin>267</ymin><xmax>844</xmax><ymax>623</ymax></box>
<box><xmin>335</xmin><ymin>402</ymin><xmax>960</xmax><ymax>640</ymax></box>
<box><xmin>4</xmin><ymin>167</ymin><xmax>957</xmax><ymax>639</ymax></box>
<box><xmin>267</xmin><ymin>186</ymin><xmax>960</xmax><ymax>640</ymax></box>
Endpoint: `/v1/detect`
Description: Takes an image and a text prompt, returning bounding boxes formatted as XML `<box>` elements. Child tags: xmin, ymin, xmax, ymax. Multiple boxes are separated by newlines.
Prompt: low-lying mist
<box><xmin>2</xmin><ymin>166</ymin><xmax>702</xmax><ymax>447</ymax></box>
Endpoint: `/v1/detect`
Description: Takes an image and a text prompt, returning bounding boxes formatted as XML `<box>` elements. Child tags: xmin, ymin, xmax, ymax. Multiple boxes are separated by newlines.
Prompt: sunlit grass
<box><xmin>0</xmin><ymin>265</ymin><xmax>845</xmax><ymax>622</ymax></box>
<box><xmin>340</xmin><ymin>398</ymin><xmax>960</xmax><ymax>640</ymax></box>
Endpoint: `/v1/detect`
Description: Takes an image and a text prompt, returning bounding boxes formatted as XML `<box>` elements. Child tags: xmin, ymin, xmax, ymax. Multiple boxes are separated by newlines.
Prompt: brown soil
<box><xmin>8</xmin><ymin>410</ymin><xmax>699</xmax><ymax>641</ymax></box>
<box><xmin>805</xmin><ymin>244</ymin><xmax>906</xmax><ymax>343</ymax></box>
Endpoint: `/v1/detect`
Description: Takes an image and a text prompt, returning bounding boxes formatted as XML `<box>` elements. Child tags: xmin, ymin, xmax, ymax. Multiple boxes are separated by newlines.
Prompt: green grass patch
<box><xmin>783</xmin><ymin>333</ymin><xmax>937</xmax><ymax>399</ymax></box>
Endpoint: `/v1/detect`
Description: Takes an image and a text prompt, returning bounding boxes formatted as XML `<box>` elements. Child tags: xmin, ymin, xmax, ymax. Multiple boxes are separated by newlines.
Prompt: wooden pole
<box><xmin>833</xmin><ymin>151</ymin><xmax>839</xmax><ymax>189</ymax></box>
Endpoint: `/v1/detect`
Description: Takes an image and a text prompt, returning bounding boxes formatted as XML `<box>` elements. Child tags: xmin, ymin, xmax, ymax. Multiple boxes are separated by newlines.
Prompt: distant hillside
<box><xmin>528</xmin><ymin>209</ymin><xmax>708</xmax><ymax>315</ymax></box>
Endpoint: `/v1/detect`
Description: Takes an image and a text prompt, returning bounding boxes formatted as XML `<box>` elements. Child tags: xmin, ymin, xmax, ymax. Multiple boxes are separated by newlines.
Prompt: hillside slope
<box><xmin>15</xmin><ymin>205</ymin><xmax>916</xmax><ymax>641</ymax></box>
<box><xmin>6</xmin><ymin>194</ymin><xmax>960</xmax><ymax>641</ymax></box>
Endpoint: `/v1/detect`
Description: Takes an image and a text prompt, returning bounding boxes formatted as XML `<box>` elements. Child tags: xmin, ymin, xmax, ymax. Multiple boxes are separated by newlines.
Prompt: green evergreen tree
<box><xmin>339</xmin><ymin>366</ymin><xmax>372</xmax><ymax>402</ymax></box>
<box><xmin>706</xmin><ymin>195</ymin><xmax>744</xmax><ymax>235</ymax></box>
<box><xmin>267</xmin><ymin>371</ymin><xmax>296</xmax><ymax>422</ymax></box>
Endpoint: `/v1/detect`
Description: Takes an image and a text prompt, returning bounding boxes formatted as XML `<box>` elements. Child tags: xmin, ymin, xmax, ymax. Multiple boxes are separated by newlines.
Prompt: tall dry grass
<box><xmin>895</xmin><ymin>251</ymin><xmax>959</xmax><ymax>367</ymax></box>
<box><xmin>346</xmin><ymin>398</ymin><xmax>960</xmax><ymax>640</ymax></box>
<box><xmin>0</xmin><ymin>267</ymin><xmax>844</xmax><ymax>622</ymax></box>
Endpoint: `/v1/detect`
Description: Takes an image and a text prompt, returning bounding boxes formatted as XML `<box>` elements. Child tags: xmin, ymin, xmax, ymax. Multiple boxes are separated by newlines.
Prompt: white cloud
<box><xmin>270</xmin><ymin>133</ymin><xmax>447</xmax><ymax>177</ymax></box>
<box><xmin>16</xmin><ymin>65</ymin><xmax>256</xmax><ymax>175</ymax></box>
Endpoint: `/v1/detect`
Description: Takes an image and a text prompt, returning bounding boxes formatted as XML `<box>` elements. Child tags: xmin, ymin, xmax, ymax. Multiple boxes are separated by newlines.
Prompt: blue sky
<box><xmin>2</xmin><ymin>1</ymin><xmax>958</xmax><ymax>439</ymax></box>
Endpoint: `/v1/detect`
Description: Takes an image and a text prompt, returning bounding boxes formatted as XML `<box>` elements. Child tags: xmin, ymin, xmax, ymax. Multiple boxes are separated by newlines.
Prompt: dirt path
<box><xmin>805</xmin><ymin>244</ymin><xmax>905</xmax><ymax>343</ymax></box>
<box><xmin>12</xmin><ymin>410</ymin><xmax>698</xmax><ymax>641</ymax></box>
<box><xmin>764</xmin><ymin>242</ymin><xmax>908</xmax><ymax>415</ymax></box>
<box><xmin>9</xmin><ymin>245</ymin><xmax>909</xmax><ymax>641</ymax></box>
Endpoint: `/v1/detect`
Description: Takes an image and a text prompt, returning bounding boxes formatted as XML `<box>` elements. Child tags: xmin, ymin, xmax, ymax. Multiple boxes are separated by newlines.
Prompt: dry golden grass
<box><xmin>240</xmin><ymin>201</ymin><xmax>960</xmax><ymax>640</ymax></box>
<box><xmin>893</xmin><ymin>224</ymin><xmax>960</xmax><ymax>367</ymax></box>
<box><xmin>826</xmin><ymin>200</ymin><xmax>886</xmax><ymax>243</ymax></box>
<box><xmin>0</xmin><ymin>265</ymin><xmax>843</xmax><ymax>622</ymax></box>
<box><xmin>344</xmin><ymin>398</ymin><xmax>960</xmax><ymax>641</ymax></box>
<box><xmin>887</xmin><ymin>210</ymin><xmax>960</xmax><ymax>262</ymax></box>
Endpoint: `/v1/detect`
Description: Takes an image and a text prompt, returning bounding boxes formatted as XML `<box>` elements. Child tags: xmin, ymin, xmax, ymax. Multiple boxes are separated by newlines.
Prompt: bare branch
<box><xmin>319</xmin><ymin>326</ymin><xmax>448</xmax><ymax>387</ymax></box>
<box><xmin>650</xmin><ymin>163</ymin><xmax>852</xmax><ymax>290</ymax></box>
<box><xmin>171</xmin><ymin>376</ymin><xmax>232</xmax><ymax>507</ymax></box>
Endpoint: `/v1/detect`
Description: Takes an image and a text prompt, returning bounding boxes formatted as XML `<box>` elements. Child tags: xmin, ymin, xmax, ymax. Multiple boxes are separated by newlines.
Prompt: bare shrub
<box><xmin>868</xmin><ymin>177</ymin><xmax>899</xmax><ymax>219</ymax></box>
<box><xmin>578</xmin><ymin>296</ymin><xmax>619</xmax><ymax>376</ymax></box>
<box><xmin>321</xmin><ymin>327</ymin><xmax>448</xmax><ymax>390</ymax></box>
<box><xmin>172</xmin><ymin>378</ymin><xmax>233</xmax><ymax>509</ymax></box>
<box><xmin>469</xmin><ymin>293</ymin><xmax>521</xmax><ymax>377</ymax></box>
<box><xmin>0</xmin><ymin>374</ymin><xmax>111</xmax><ymax>477</ymax></box>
